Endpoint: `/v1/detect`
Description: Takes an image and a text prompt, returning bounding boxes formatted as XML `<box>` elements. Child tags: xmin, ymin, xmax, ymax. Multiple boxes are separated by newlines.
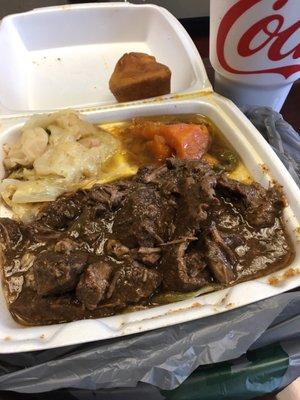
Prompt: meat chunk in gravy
<box><xmin>217</xmin><ymin>176</ymin><xmax>283</xmax><ymax>227</ymax></box>
<box><xmin>0</xmin><ymin>159</ymin><xmax>294</xmax><ymax>325</ymax></box>
<box><xmin>76</xmin><ymin>261</ymin><xmax>113</xmax><ymax>310</ymax></box>
<box><xmin>34</xmin><ymin>250</ymin><xmax>89</xmax><ymax>296</ymax></box>
<box><xmin>113</xmin><ymin>185</ymin><xmax>174</xmax><ymax>247</ymax></box>
<box><xmin>105</xmin><ymin>263</ymin><xmax>161</xmax><ymax>307</ymax></box>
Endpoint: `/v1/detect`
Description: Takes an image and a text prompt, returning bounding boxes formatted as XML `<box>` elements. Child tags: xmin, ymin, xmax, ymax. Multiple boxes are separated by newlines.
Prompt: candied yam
<box><xmin>160</xmin><ymin>123</ymin><xmax>210</xmax><ymax>159</ymax></box>
<box><xmin>147</xmin><ymin>135</ymin><xmax>172</xmax><ymax>160</ymax></box>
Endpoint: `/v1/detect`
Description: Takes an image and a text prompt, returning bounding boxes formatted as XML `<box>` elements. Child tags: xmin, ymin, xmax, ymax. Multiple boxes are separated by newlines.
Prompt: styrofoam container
<box><xmin>0</xmin><ymin>3</ymin><xmax>299</xmax><ymax>353</ymax></box>
<box><xmin>0</xmin><ymin>96</ymin><xmax>299</xmax><ymax>353</ymax></box>
<box><xmin>0</xmin><ymin>3</ymin><xmax>210</xmax><ymax>116</ymax></box>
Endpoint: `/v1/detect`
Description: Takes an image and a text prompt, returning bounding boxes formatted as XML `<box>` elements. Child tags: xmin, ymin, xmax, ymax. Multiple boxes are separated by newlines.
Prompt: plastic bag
<box><xmin>242</xmin><ymin>107</ymin><xmax>300</xmax><ymax>186</ymax></box>
<box><xmin>0</xmin><ymin>293</ymin><xmax>299</xmax><ymax>393</ymax></box>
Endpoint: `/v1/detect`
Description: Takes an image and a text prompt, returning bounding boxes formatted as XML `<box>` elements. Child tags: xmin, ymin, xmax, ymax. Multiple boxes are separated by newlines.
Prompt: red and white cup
<box><xmin>209</xmin><ymin>0</ymin><xmax>300</xmax><ymax>111</ymax></box>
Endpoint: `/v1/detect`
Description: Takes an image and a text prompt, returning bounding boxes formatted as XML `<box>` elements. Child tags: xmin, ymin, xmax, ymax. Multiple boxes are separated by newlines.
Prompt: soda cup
<box><xmin>209</xmin><ymin>0</ymin><xmax>300</xmax><ymax>111</ymax></box>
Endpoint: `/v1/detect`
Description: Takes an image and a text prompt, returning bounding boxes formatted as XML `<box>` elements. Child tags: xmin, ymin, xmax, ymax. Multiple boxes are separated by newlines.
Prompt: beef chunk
<box><xmin>113</xmin><ymin>185</ymin><xmax>173</xmax><ymax>248</ymax></box>
<box><xmin>76</xmin><ymin>261</ymin><xmax>113</xmax><ymax>310</ymax></box>
<box><xmin>106</xmin><ymin>239</ymin><xmax>161</xmax><ymax>267</ymax></box>
<box><xmin>34</xmin><ymin>250</ymin><xmax>89</xmax><ymax>296</ymax></box>
<box><xmin>137</xmin><ymin>164</ymin><xmax>170</xmax><ymax>185</ymax></box>
<box><xmin>161</xmin><ymin>241</ymin><xmax>211</xmax><ymax>291</ymax></box>
<box><xmin>106</xmin><ymin>238</ymin><xmax>161</xmax><ymax>266</ymax></box>
<box><xmin>109</xmin><ymin>52</ymin><xmax>171</xmax><ymax>102</ymax></box>
<box><xmin>54</xmin><ymin>238</ymin><xmax>79</xmax><ymax>253</ymax></box>
<box><xmin>106</xmin><ymin>239</ymin><xmax>130</xmax><ymax>258</ymax></box>
<box><xmin>186</xmin><ymin>248</ymin><xmax>208</xmax><ymax>278</ymax></box>
<box><xmin>174</xmin><ymin>176</ymin><xmax>209</xmax><ymax>238</ymax></box>
<box><xmin>131</xmin><ymin>247</ymin><xmax>162</xmax><ymax>267</ymax></box>
<box><xmin>136</xmin><ymin>163</ymin><xmax>180</xmax><ymax>197</ymax></box>
<box><xmin>88</xmin><ymin>183</ymin><xmax>129</xmax><ymax>210</ymax></box>
<box><xmin>183</xmin><ymin>177</ymin><xmax>209</xmax><ymax>223</ymax></box>
<box><xmin>106</xmin><ymin>263</ymin><xmax>161</xmax><ymax>306</ymax></box>
<box><xmin>204</xmin><ymin>224</ymin><xmax>236</xmax><ymax>284</ymax></box>
<box><xmin>35</xmin><ymin>191</ymin><xmax>86</xmax><ymax>230</ymax></box>
<box><xmin>0</xmin><ymin>218</ymin><xmax>26</xmax><ymax>250</ymax></box>
<box><xmin>67</xmin><ymin>207</ymin><xmax>116</xmax><ymax>249</ymax></box>
<box><xmin>76</xmin><ymin>258</ymin><xmax>161</xmax><ymax>311</ymax></box>
<box><xmin>220</xmin><ymin>232</ymin><xmax>245</xmax><ymax>248</ymax></box>
<box><xmin>163</xmin><ymin>158</ymin><xmax>219</xmax><ymax>196</ymax></box>
<box><xmin>170</xmin><ymin>160</ymin><xmax>218</xmax><ymax>222</ymax></box>
<box><xmin>134</xmin><ymin>161</ymin><xmax>219</xmax><ymax>243</ymax></box>
<box><xmin>9</xmin><ymin>287</ymin><xmax>114</xmax><ymax>325</ymax></box>
<box><xmin>137</xmin><ymin>158</ymin><xmax>218</xmax><ymax>200</ymax></box>
<box><xmin>204</xmin><ymin>223</ymin><xmax>236</xmax><ymax>284</ymax></box>
<box><xmin>218</xmin><ymin>177</ymin><xmax>283</xmax><ymax>227</ymax></box>
<box><xmin>158</xmin><ymin>160</ymin><xmax>222</xmax><ymax>291</ymax></box>
<box><xmin>165</xmin><ymin>157</ymin><xmax>214</xmax><ymax>176</ymax></box>
<box><xmin>197</xmin><ymin>168</ymin><xmax>218</xmax><ymax>202</ymax></box>
<box><xmin>210</xmin><ymin>223</ymin><xmax>237</xmax><ymax>265</ymax></box>
<box><xmin>205</xmin><ymin>238</ymin><xmax>236</xmax><ymax>284</ymax></box>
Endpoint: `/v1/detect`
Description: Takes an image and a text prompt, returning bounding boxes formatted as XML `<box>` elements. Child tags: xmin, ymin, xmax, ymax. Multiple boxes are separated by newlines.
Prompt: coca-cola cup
<box><xmin>210</xmin><ymin>0</ymin><xmax>300</xmax><ymax>111</ymax></box>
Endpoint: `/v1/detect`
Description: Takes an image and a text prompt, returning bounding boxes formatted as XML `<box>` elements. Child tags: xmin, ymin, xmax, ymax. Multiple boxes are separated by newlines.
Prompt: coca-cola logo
<box><xmin>217</xmin><ymin>0</ymin><xmax>300</xmax><ymax>79</ymax></box>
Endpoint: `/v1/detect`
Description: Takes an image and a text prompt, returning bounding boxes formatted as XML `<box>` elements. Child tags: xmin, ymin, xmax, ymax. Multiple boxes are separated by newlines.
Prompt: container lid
<box><xmin>0</xmin><ymin>2</ymin><xmax>212</xmax><ymax>118</ymax></box>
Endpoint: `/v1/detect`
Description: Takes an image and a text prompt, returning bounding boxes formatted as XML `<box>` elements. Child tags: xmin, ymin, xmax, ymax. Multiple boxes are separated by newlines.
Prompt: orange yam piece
<box><xmin>130</xmin><ymin>120</ymin><xmax>163</xmax><ymax>139</ymax></box>
<box><xmin>129</xmin><ymin>120</ymin><xmax>210</xmax><ymax>160</ymax></box>
<box><xmin>160</xmin><ymin>123</ymin><xmax>210</xmax><ymax>159</ymax></box>
<box><xmin>109</xmin><ymin>53</ymin><xmax>171</xmax><ymax>102</ymax></box>
<box><xmin>148</xmin><ymin>135</ymin><xmax>172</xmax><ymax>160</ymax></box>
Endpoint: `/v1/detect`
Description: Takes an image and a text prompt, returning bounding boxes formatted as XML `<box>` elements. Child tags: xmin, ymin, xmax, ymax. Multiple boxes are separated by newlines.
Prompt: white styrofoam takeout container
<box><xmin>0</xmin><ymin>2</ymin><xmax>211</xmax><ymax>116</ymax></box>
<box><xmin>0</xmin><ymin>4</ymin><xmax>299</xmax><ymax>353</ymax></box>
<box><xmin>0</xmin><ymin>96</ymin><xmax>299</xmax><ymax>353</ymax></box>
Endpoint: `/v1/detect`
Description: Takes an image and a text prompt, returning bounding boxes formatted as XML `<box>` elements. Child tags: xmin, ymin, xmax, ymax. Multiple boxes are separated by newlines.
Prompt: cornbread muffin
<box><xmin>109</xmin><ymin>52</ymin><xmax>171</xmax><ymax>102</ymax></box>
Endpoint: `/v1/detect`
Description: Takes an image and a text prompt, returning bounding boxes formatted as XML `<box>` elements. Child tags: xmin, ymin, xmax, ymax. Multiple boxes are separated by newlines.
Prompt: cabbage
<box><xmin>0</xmin><ymin>111</ymin><xmax>133</xmax><ymax>221</ymax></box>
<box><xmin>24</xmin><ymin>110</ymin><xmax>99</xmax><ymax>144</ymax></box>
<box><xmin>3</xmin><ymin>127</ymin><xmax>48</xmax><ymax>169</ymax></box>
<box><xmin>1</xmin><ymin>178</ymin><xmax>66</xmax><ymax>204</ymax></box>
<box><xmin>34</xmin><ymin>132</ymin><xmax>119</xmax><ymax>182</ymax></box>
<box><xmin>0</xmin><ymin>179</ymin><xmax>19</xmax><ymax>207</ymax></box>
<box><xmin>75</xmin><ymin>153</ymin><xmax>139</xmax><ymax>190</ymax></box>
<box><xmin>4</xmin><ymin>111</ymin><xmax>117</xmax><ymax>172</ymax></box>
<box><xmin>10</xmin><ymin>203</ymin><xmax>43</xmax><ymax>224</ymax></box>
<box><xmin>33</xmin><ymin>140</ymin><xmax>93</xmax><ymax>182</ymax></box>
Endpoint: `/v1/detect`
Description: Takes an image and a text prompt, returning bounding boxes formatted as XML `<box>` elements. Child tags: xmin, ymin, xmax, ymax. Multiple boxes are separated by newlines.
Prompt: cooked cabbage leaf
<box><xmin>1</xmin><ymin>111</ymin><xmax>125</xmax><ymax>221</ymax></box>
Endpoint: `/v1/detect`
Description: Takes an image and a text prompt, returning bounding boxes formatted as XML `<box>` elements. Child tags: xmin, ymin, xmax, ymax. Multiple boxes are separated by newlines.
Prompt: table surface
<box><xmin>183</xmin><ymin>19</ymin><xmax>300</xmax><ymax>133</ymax></box>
